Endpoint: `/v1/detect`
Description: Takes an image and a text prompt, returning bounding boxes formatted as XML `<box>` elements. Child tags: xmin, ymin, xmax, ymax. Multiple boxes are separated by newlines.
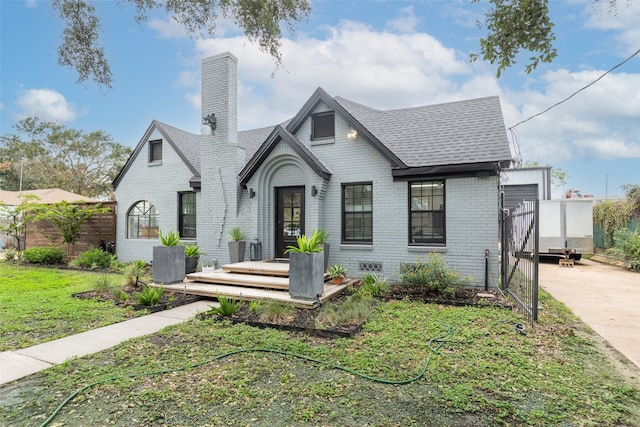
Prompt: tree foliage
<box><xmin>0</xmin><ymin>195</ymin><xmax>40</xmax><ymax>250</ymax></box>
<box><xmin>33</xmin><ymin>201</ymin><xmax>110</xmax><ymax>258</ymax></box>
<box><xmin>593</xmin><ymin>184</ymin><xmax>639</xmax><ymax>247</ymax></box>
<box><xmin>0</xmin><ymin>117</ymin><xmax>131</xmax><ymax>198</ymax></box>
<box><xmin>472</xmin><ymin>0</ymin><xmax>626</xmax><ymax>77</ymax></box>
<box><xmin>522</xmin><ymin>161</ymin><xmax>568</xmax><ymax>191</ymax></box>
<box><xmin>51</xmin><ymin>0</ymin><xmax>312</xmax><ymax>88</ymax></box>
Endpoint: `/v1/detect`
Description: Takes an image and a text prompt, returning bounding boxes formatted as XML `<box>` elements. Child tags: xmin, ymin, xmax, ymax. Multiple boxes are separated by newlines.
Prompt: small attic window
<box><xmin>149</xmin><ymin>140</ymin><xmax>162</xmax><ymax>163</ymax></box>
<box><xmin>312</xmin><ymin>112</ymin><xmax>335</xmax><ymax>140</ymax></box>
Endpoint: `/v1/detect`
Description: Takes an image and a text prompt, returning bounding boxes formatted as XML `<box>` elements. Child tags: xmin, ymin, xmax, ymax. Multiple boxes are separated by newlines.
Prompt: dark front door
<box><xmin>275</xmin><ymin>186</ymin><xmax>305</xmax><ymax>258</ymax></box>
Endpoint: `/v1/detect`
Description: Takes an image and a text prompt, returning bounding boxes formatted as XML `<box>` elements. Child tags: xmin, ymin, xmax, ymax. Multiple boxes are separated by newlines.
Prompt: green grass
<box><xmin>1</xmin><ymin>286</ymin><xmax>638</xmax><ymax>426</ymax></box>
<box><xmin>0</xmin><ymin>263</ymin><xmax>144</xmax><ymax>351</ymax></box>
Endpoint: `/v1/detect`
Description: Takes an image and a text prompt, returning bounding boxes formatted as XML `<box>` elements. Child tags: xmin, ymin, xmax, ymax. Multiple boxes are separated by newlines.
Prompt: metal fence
<box><xmin>501</xmin><ymin>198</ymin><xmax>539</xmax><ymax>324</ymax></box>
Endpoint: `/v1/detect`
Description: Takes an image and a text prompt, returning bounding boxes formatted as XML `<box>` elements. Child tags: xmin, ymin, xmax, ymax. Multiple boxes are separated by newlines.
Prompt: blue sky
<box><xmin>1</xmin><ymin>0</ymin><xmax>638</xmax><ymax>198</ymax></box>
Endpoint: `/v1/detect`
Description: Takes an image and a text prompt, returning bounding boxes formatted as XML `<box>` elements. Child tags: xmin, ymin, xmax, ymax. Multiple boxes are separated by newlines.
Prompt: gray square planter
<box><xmin>153</xmin><ymin>245</ymin><xmax>186</xmax><ymax>284</ymax></box>
<box><xmin>321</xmin><ymin>243</ymin><xmax>330</xmax><ymax>272</ymax></box>
<box><xmin>228</xmin><ymin>241</ymin><xmax>246</xmax><ymax>264</ymax></box>
<box><xmin>288</xmin><ymin>251</ymin><xmax>325</xmax><ymax>301</ymax></box>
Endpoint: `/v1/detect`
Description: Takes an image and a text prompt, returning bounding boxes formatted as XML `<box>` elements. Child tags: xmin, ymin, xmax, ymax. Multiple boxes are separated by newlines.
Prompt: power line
<box><xmin>509</xmin><ymin>48</ymin><xmax>640</xmax><ymax>130</ymax></box>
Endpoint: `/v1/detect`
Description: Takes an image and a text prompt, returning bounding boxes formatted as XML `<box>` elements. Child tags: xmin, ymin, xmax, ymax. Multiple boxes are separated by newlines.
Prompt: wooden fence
<box><xmin>24</xmin><ymin>201</ymin><xmax>116</xmax><ymax>255</ymax></box>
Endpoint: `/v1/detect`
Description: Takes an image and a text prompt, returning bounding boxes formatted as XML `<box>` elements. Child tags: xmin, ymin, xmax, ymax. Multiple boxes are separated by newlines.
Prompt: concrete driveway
<box><xmin>538</xmin><ymin>258</ymin><xmax>640</xmax><ymax>369</ymax></box>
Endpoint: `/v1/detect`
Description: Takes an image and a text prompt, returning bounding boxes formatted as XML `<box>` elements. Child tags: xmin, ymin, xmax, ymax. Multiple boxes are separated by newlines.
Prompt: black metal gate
<box><xmin>501</xmin><ymin>196</ymin><xmax>539</xmax><ymax>324</ymax></box>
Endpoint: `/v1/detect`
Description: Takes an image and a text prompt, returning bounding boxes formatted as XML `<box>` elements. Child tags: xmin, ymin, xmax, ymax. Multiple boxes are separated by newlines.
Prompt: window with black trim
<box><xmin>127</xmin><ymin>200</ymin><xmax>159</xmax><ymax>239</ymax></box>
<box><xmin>312</xmin><ymin>112</ymin><xmax>335</xmax><ymax>140</ymax></box>
<box><xmin>149</xmin><ymin>140</ymin><xmax>162</xmax><ymax>163</ymax></box>
<box><xmin>179</xmin><ymin>192</ymin><xmax>197</xmax><ymax>239</ymax></box>
<box><xmin>342</xmin><ymin>182</ymin><xmax>373</xmax><ymax>243</ymax></box>
<box><xmin>409</xmin><ymin>181</ymin><xmax>445</xmax><ymax>245</ymax></box>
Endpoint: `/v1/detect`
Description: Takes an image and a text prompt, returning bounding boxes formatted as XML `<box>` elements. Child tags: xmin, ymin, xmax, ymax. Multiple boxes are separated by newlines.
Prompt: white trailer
<box><xmin>539</xmin><ymin>199</ymin><xmax>594</xmax><ymax>260</ymax></box>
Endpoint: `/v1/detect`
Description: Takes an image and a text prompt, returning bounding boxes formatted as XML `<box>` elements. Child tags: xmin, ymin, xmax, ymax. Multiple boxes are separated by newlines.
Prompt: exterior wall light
<box><xmin>346</xmin><ymin>128</ymin><xmax>358</xmax><ymax>140</ymax></box>
<box><xmin>201</xmin><ymin>113</ymin><xmax>217</xmax><ymax>135</ymax></box>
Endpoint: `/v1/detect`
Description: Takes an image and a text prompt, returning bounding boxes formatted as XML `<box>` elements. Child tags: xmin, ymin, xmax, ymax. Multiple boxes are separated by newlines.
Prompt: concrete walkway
<box><xmin>0</xmin><ymin>300</ymin><xmax>213</xmax><ymax>385</ymax></box>
<box><xmin>539</xmin><ymin>258</ymin><xmax>640</xmax><ymax>369</ymax></box>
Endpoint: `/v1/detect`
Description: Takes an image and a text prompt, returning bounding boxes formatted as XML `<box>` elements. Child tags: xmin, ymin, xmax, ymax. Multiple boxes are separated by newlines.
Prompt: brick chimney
<box><xmin>199</xmin><ymin>52</ymin><xmax>240</xmax><ymax>262</ymax></box>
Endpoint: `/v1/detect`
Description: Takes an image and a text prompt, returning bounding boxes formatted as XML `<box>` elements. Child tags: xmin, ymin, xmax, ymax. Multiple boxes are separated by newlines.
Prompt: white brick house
<box><xmin>113</xmin><ymin>52</ymin><xmax>513</xmax><ymax>286</ymax></box>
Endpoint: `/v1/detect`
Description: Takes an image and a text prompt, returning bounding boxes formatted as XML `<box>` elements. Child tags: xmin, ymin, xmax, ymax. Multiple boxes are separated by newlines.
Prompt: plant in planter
<box><xmin>329</xmin><ymin>263</ymin><xmax>347</xmax><ymax>285</ymax></box>
<box><xmin>184</xmin><ymin>244</ymin><xmax>205</xmax><ymax>274</ymax></box>
<box><xmin>153</xmin><ymin>230</ymin><xmax>186</xmax><ymax>284</ymax></box>
<box><xmin>158</xmin><ymin>230</ymin><xmax>181</xmax><ymax>246</ymax></box>
<box><xmin>228</xmin><ymin>226</ymin><xmax>247</xmax><ymax>263</ymax></box>
<box><xmin>316</xmin><ymin>228</ymin><xmax>330</xmax><ymax>272</ymax></box>
<box><xmin>285</xmin><ymin>229</ymin><xmax>325</xmax><ymax>301</ymax></box>
<box><xmin>201</xmin><ymin>259</ymin><xmax>217</xmax><ymax>273</ymax></box>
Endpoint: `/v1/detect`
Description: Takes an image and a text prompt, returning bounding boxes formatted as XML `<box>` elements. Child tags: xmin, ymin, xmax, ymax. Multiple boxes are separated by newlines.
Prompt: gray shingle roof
<box><xmin>120</xmin><ymin>92</ymin><xmax>510</xmax><ymax>189</ymax></box>
<box><xmin>151</xmin><ymin>122</ymin><xmax>283</xmax><ymax>176</ymax></box>
<box><xmin>335</xmin><ymin>95</ymin><xmax>512</xmax><ymax>168</ymax></box>
<box><xmin>155</xmin><ymin>121</ymin><xmax>201</xmax><ymax>174</ymax></box>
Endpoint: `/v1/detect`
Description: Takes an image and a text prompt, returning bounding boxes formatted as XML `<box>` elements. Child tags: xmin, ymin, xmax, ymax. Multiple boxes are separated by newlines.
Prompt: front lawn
<box><xmin>0</xmin><ymin>263</ymin><xmax>144</xmax><ymax>351</ymax></box>
<box><xmin>1</xmin><ymin>282</ymin><xmax>639</xmax><ymax>426</ymax></box>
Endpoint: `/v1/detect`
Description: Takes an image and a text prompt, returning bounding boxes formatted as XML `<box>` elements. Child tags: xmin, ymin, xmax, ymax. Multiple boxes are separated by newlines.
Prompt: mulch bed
<box><xmin>74</xmin><ymin>282</ymin><xmax>512</xmax><ymax>337</ymax></box>
<box><xmin>199</xmin><ymin>285</ymin><xmax>513</xmax><ymax>339</ymax></box>
<box><xmin>72</xmin><ymin>284</ymin><xmax>202</xmax><ymax>312</ymax></box>
<box><xmin>382</xmin><ymin>285</ymin><xmax>513</xmax><ymax>308</ymax></box>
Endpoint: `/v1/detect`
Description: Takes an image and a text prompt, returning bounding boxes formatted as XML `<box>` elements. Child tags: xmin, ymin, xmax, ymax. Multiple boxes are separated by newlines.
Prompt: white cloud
<box><xmin>505</xmin><ymin>68</ymin><xmax>640</xmax><ymax>162</ymax></box>
<box><xmin>148</xmin><ymin>18</ymin><xmax>189</xmax><ymax>39</ymax></box>
<box><xmin>194</xmin><ymin>19</ymin><xmax>477</xmax><ymax>129</ymax></box>
<box><xmin>386</xmin><ymin>6</ymin><xmax>420</xmax><ymax>34</ymax></box>
<box><xmin>181</xmin><ymin>4</ymin><xmax>638</xmax><ymax>167</ymax></box>
<box><xmin>15</xmin><ymin>88</ymin><xmax>78</xmax><ymax>122</ymax></box>
<box><xmin>583</xmin><ymin>1</ymin><xmax>640</xmax><ymax>54</ymax></box>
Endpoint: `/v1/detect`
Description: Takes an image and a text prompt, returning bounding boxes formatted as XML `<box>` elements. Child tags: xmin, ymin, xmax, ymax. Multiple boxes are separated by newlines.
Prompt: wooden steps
<box><xmin>221</xmin><ymin>260</ymin><xmax>290</xmax><ymax>277</ymax></box>
<box><xmin>160</xmin><ymin>280</ymin><xmax>354</xmax><ymax>309</ymax></box>
<box><xmin>175</xmin><ymin>259</ymin><xmax>348</xmax><ymax>309</ymax></box>
<box><xmin>186</xmin><ymin>270</ymin><xmax>290</xmax><ymax>290</ymax></box>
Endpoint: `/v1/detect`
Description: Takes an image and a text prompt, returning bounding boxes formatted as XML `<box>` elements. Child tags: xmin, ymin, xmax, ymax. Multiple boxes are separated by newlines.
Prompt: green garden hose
<box><xmin>40</xmin><ymin>324</ymin><xmax>464</xmax><ymax>427</ymax></box>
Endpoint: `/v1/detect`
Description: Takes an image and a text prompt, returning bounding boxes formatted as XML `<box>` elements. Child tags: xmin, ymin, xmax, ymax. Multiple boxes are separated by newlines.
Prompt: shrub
<box><xmin>112</xmin><ymin>288</ymin><xmax>130</xmax><ymax>302</ymax></box>
<box><xmin>339</xmin><ymin>293</ymin><xmax>374</xmax><ymax>324</ymax></box>
<box><xmin>122</xmin><ymin>260</ymin><xmax>148</xmax><ymax>285</ymax></box>
<box><xmin>359</xmin><ymin>273</ymin><xmax>390</xmax><ymax>297</ymax></box>
<box><xmin>3</xmin><ymin>248</ymin><xmax>20</xmax><ymax>262</ymax></box>
<box><xmin>92</xmin><ymin>274</ymin><xmax>118</xmax><ymax>294</ymax></box>
<box><xmin>248</xmin><ymin>300</ymin><xmax>262</xmax><ymax>313</ymax></box>
<box><xmin>316</xmin><ymin>292</ymin><xmax>374</xmax><ymax>328</ymax></box>
<box><xmin>134</xmin><ymin>286</ymin><xmax>164</xmax><ymax>306</ymax></box>
<box><xmin>400</xmin><ymin>253</ymin><xmax>472</xmax><ymax>296</ymax></box>
<box><xmin>210</xmin><ymin>294</ymin><xmax>243</xmax><ymax>316</ymax></box>
<box><xmin>258</xmin><ymin>301</ymin><xmax>294</xmax><ymax>323</ymax></box>
<box><xmin>70</xmin><ymin>247</ymin><xmax>116</xmax><ymax>269</ymax></box>
<box><xmin>608</xmin><ymin>228</ymin><xmax>640</xmax><ymax>271</ymax></box>
<box><xmin>22</xmin><ymin>247</ymin><xmax>66</xmax><ymax>265</ymax></box>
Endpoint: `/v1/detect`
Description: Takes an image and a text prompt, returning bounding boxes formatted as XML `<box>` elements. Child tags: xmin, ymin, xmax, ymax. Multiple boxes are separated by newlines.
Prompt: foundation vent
<box><xmin>359</xmin><ymin>262</ymin><xmax>383</xmax><ymax>272</ymax></box>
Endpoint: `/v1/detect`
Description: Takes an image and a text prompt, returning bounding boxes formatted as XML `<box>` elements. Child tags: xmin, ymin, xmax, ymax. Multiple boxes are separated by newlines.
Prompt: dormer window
<box><xmin>312</xmin><ymin>112</ymin><xmax>335</xmax><ymax>140</ymax></box>
<box><xmin>149</xmin><ymin>140</ymin><xmax>162</xmax><ymax>163</ymax></box>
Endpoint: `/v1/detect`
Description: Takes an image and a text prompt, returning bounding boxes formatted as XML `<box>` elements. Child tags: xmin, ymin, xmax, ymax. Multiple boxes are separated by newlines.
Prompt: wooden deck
<box><xmin>221</xmin><ymin>260</ymin><xmax>290</xmax><ymax>277</ymax></box>
<box><xmin>155</xmin><ymin>260</ymin><xmax>351</xmax><ymax>309</ymax></box>
<box><xmin>159</xmin><ymin>279</ymin><xmax>353</xmax><ymax>308</ymax></box>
